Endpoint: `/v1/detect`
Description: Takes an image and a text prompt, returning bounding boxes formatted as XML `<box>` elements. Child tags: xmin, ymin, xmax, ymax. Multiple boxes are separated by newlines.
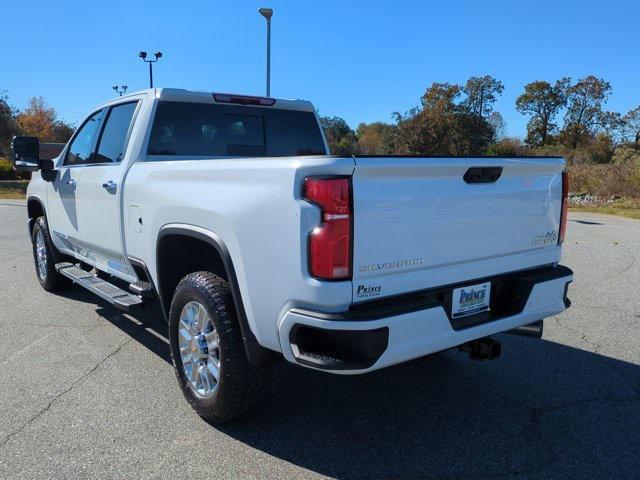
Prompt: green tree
<box><xmin>488</xmin><ymin>111</ymin><xmax>506</xmax><ymax>140</ymax></box>
<box><xmin>515</xmin><ymin>78</ymin><xmax>569</xmax><ymax>147</ymax></box>
<box><xmin>462</xmin><ymin>75</ymin><xmax>504</xmax><ymax>117</ymax></box>
<box><xmin>52</xmin><ymin>120</ymin><xmax>75</xmax><ymax>143</ymax></box>
<box><xmin>621</xmin><ymin>106</ymin><xmax>640</xmax><ymax>147</ymax></box>
<box><xmin>394</xmin><ymin>82</ymin><xmax>494</xmax><ymax>156</ymax></box>
<box><xmin>486</xmin><ymin>137</ymin><xmax>528</xmax><ymax>157</ymax></box>
<box><xmin>319</xmin><ymin>115</ymin><xmax>358</xmax><ymax>155</ymax></box>
<box><xmin>561</xmin><ymin>76</ymin><xmax>611</xmax><ymax>148</ymax></box>
<box><xmin>0</xmin><ymin>92</ymin><xmax>19</xmax><ymax>157</ymax></box>
<box><xmin>589</xmin><ymin>133</ymin><xmax>616</xmax><ymax>164</ymax></box>
<box><xmin>461</xmin><ymin>76</ymin><xmax>504</xmax><ymax>154</ymax></box>
<box><xmin>356</xmin><ymin>122</ymin><xmax>397</xmax><ymax>155</ymax></box>
<box><xmin>394</xmin><ymin>82</ymin><xmax>461</xmax><ymax>155</ymax></box>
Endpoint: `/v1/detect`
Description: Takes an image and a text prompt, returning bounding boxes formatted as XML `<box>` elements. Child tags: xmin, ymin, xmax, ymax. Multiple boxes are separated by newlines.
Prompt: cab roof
<box><xmin>101</xmin><ymin>88</ymin><xmax>316</xmax><ymax>112</ymax></box>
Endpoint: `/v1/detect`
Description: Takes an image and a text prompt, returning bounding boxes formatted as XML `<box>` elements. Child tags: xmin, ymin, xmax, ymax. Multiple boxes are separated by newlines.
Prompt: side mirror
<box><xmin>11</xmin><ymin>136</ymin><xmax>40</xmax><ymax>172</ymax></box>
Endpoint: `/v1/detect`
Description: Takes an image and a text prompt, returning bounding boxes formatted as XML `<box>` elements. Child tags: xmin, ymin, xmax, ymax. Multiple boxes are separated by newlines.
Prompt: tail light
<box><xmin>558</xmin><ymin>171</ymin><xmax>569</xmax><ymax>245</ymax></box>
<box><xmin>303</xmin><ymin>177</ymin><xmax>352</xmax><ymax>280</ymax></box>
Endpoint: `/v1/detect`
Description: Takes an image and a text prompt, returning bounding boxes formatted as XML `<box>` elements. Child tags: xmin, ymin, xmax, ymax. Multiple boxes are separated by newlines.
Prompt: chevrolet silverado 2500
<box><xmin>13</xmin><ymin>88</ymin><xmax>573</xmax><ymax>422</ymax></box>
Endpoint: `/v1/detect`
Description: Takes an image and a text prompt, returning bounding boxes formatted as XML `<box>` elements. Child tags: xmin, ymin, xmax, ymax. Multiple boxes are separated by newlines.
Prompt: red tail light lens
<box><xmin>558</xmin><ymin>171</ymin><xmax>569</xmax><ymax>245</ymax></box>
<box><xmin>303</xmin><ymin>177</ymin><xmax>352</xmax><ymax>280</ymax></box>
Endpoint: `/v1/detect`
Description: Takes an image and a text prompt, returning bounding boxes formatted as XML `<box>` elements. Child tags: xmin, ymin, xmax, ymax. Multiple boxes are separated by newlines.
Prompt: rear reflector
<box><xmin>303</xmin><ymin>177</ymin><xmax>352</xmax><ymax>280</ymax></box>
<box><xmin>558</xmin><ymin>171</ymin><xmax>569</xmax><ymax>245</ymax></box>
<box><xmin>212</xmin><ymin>93</ymin><xmax>276</xmax><ymax>106</ymax></box>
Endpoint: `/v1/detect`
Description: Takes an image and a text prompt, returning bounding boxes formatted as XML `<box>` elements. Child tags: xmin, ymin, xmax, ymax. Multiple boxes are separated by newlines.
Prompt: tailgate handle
<box><xmin>464</xmin><ymin>167</ymin><xmax>502</xmax><ymax>184</ymax></box>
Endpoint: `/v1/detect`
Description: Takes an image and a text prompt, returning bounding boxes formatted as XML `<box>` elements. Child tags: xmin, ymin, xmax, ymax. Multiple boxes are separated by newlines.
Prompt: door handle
<box><xmin>102</xmin><ymin>180</ymin><xmax>117</xmax><ymax>193</ymax></box>
<box><xmin>66</xmin><ymin>179</ymin><xmax>76</xmax><ymax>189</ymax></box>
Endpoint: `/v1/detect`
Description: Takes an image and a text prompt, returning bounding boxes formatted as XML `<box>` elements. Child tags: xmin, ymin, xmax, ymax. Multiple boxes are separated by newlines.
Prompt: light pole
<box><xmin>258</xmin><ymin>8</ymin><xmax>273</xmax><ymax>97</ymax></box>
<box><xmin>112</xmin><ymin>85</ymin><xmax>128</xmax><ymax>96</ymax></box>
<box><xmin>139</xmin><ymin>51</ymin><xmax>163</xmax><ymax>88</ymax></box>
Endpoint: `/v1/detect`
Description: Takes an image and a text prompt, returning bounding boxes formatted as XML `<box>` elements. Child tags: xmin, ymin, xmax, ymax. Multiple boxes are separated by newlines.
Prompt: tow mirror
<box><xmin>11</xmin><ymin>136</ymin><xmax>40</xmax><ymax>172</ymax></box>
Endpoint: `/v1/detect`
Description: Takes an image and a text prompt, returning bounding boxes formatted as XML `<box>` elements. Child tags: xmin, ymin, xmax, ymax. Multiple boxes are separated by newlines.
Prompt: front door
<box><xmin>75</xmin><ymin>101</ymin><xmax>139</xmax><ymax>278</ymax></box>
<box><xmin>48</xmin><ymin>109</ymin><xmax>104</xmax><ymax>255</ymax></box>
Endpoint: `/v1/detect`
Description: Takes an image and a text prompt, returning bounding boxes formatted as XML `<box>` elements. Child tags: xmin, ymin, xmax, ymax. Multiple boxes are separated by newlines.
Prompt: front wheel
<box><xmin>168</xmin><ymin>271</ymin><xmax>269</xmax><ymax>423</ymax></box>
<box><xmin>31</xmin><ymin>216</ymin><xmax>72</xmax><ymax>292</ymax></box>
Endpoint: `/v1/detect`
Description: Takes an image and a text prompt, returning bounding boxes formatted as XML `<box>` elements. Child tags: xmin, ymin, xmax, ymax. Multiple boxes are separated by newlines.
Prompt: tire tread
<box><xmin>31</xmin><ymin>216</ymin><xmax>72</xmax><ymax>292</ymax></box>
<box><xmin>169</xmin><ymin>271</ymin><xmax>269</xmax><ymax>423</ymax></box>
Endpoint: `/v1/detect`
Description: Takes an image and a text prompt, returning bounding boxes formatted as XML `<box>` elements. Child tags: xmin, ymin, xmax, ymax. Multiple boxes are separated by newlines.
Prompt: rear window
<box><xmin>147</xmin><ymin>101</ymin><xmax>326</xmax><ymax>157</ymax></box>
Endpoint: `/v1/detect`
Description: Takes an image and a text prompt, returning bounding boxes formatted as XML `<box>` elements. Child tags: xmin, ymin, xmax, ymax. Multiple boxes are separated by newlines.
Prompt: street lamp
<box><xmin>112</xmin><ymin>85</ymin><xmax>128</xmax><ymax>96</ymax></box>
<box><xmin>139</xmin><ymin>51</ymin><xmax>163</xmax><ymax>88</ymax></box>
<box><xmin>258</xmin><ymin>8</ymin><xmax>273</xmax><ymax>97</ymax></box>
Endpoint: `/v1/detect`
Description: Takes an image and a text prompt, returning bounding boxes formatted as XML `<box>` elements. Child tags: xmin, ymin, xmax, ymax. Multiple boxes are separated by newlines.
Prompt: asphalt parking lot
<box><xmin>0</xmin><ymin>199</ymin><xmax>638</xmax><ymax>479</ymax></box>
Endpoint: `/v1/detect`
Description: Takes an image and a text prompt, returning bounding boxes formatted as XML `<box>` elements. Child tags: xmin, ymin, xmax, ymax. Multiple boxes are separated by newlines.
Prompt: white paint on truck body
<box><xmin>351</xmin><ymin>156</ymin><xmax>564</xmax><ymax>301</ymax></box>
<box><xmin>26</xmin><ymin>87</ymin><xmax>572</xmax><ymax>373</ymax></box>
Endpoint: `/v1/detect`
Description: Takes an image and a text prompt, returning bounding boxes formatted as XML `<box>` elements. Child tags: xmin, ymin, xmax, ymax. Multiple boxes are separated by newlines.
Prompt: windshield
<box><xmin>147</xmin><ymin>101</ymin><xmax>326</xmax><ymax>157</ymax></box>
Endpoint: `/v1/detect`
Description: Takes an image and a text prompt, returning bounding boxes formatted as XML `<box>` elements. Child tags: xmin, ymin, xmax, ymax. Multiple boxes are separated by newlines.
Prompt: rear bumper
<box><xmin>277</xmin><ymin>265</ymin><xmax>573</xmax><ymax>373</ymax></box>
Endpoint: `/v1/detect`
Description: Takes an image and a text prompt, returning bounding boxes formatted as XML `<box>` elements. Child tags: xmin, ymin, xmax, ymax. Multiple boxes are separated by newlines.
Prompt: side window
<box><xmin>65</xmin><ymin>110</ymin><xmax>103</xmax><ymax>166</ymax></box>
<box><xmin>94</xmin><ymin>102</ymin><xmax>138</xmax><ymax>164</ymax></box>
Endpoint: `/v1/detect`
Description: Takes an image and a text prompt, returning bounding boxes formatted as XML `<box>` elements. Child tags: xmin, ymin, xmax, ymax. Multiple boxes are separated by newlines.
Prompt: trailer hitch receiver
<box><xmin>458</xmin><ymin>337</ymin><xmax>501</xmax><ymax>360</ymax></box>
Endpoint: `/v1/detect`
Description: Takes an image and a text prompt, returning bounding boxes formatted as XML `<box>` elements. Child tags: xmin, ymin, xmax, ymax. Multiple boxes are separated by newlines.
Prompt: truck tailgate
<box><xmin>351</xmin><ymin>156</ymin><xmax>565</xmax><ymax>302</ymax></box>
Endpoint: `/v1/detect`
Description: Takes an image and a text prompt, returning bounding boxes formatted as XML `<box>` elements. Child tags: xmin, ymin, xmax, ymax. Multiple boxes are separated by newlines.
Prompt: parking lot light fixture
<box><xmin>112</xmin><ymin>85</ymin><xmax>128</xmax><ymax>96</ymax></box>
<box><xmin>139</xmin><ymin>50</ymin><xmax>163</xmax><ymax>88</ymax></box>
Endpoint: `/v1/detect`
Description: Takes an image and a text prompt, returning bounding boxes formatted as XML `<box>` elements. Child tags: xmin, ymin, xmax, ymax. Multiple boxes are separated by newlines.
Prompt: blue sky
<box><xmin>4</xmin><ymin>0</ymin><xmax>639</xmax><ymax>137</ymax></box>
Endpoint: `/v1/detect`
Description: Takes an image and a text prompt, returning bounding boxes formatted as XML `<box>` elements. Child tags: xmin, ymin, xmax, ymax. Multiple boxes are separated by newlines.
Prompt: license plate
<box><xmin>451</xmin><ymin>282</ymin><xmax>491</xmax><ymax>318</ymax></box>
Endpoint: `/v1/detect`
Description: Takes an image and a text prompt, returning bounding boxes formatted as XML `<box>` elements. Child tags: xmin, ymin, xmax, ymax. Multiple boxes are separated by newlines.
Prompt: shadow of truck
<box><xmin>70</xmin><ymin>287</ymin><xmax>640</xmax><ymax>479</ymax></box>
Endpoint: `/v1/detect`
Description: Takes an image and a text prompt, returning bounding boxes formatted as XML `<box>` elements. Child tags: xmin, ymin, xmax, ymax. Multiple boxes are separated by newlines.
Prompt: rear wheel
<box><xmin>168</xmin><ymin>271</ymin><xmax>269</xmax><ymax>423</ymax></box>
<box><xmin>31</xmin><ymin>216</ymin><xmax>72</xmax><ymax>292</ymax></box>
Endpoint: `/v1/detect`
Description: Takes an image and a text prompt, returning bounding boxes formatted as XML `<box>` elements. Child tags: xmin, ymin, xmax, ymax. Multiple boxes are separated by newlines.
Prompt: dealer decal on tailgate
<box><xmin>356</xmin><ymin>284</ymin><xmax>382</xmax><ymax>299</ymax></box>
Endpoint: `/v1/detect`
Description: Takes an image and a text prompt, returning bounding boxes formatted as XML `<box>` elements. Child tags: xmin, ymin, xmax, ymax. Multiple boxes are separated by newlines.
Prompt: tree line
<box><xmin>321</xmin><ymin>75</ymin><xmax>640</xmax><ymax>164</ymax></box>
<box><xmin>2</xmin><ymin>76</ymin><xmax>639</xmax><ymax>166</ymax></box>
<box><xmin>0</xmin><ymin>93</ymin><xmax>74</xmax><ymax>157</ymax></box>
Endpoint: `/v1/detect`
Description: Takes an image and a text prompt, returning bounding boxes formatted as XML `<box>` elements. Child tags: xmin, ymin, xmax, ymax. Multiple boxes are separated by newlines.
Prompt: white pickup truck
<box><xmin>13</xmin><ymin>88</ymin><xmax>573</xmax><ymax>423</ymax></box>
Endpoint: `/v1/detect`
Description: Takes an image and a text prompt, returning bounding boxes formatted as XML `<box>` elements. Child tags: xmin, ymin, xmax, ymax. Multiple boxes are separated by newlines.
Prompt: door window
<box><xmin>94</xmin><ymin>102</ymin><xmax>138</xmax><ymax>164</ymax></box>
<box><xmin>65</xmin><ymin>110</ymin><xmax>104</xmax><ymax>166</ymax></box>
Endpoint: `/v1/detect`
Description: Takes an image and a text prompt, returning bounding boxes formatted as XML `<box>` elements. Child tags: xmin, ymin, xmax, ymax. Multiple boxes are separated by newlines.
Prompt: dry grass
<box><xmin>566</xmin><ymin>163</ymin><xmax>640</xmax><ymax>220</ymax></box>
<box><xmin>568</xmin><ymin>163</ymin><xmax>640</xmax><ymax>198</ymax></box>
<box><xmin>0</xmin><ymin>180</ymin><xmax>28</xmax><ymax>199</ymax></box>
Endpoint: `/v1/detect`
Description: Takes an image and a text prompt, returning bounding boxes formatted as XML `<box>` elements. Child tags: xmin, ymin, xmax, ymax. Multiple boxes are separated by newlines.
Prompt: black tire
<box><xmin>169</xmin><ymin>271</ymin><xmax>269</xmax><ymax>423</ymax></box>
<box><xmin>31</xmin><ymin>216</ymin><xmax>72</xmax><ymax>292</ymax></box>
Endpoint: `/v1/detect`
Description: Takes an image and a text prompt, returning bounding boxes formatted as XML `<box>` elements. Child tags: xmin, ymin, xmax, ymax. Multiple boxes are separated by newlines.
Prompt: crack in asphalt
<box><xmin>554</xmin><ymin>317</ymin><xmax>601</xmax><ymax>352</ymax></box>
<box><xmin>0</xmin><ymin>336</ymin><xmax>134</xmax><ymax>448</ymax></box>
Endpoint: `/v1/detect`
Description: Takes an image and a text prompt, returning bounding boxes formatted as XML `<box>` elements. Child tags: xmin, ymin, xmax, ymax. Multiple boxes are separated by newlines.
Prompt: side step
<box><xmin>56</xmin><ymin>262</ymin><xmax>143</xmax><ymax>312</ymax></box>
<box><xmin>129</xmin><ymin>280</ymin><xmax>154</xmax><ymax>298</ymax></box>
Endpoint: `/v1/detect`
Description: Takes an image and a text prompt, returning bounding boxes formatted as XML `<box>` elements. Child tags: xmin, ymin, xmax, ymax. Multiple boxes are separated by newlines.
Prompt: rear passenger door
<box><xmin>75</xmin><ymin>101</ymin><xmax>140</xmax><ymax>278</ymax></box>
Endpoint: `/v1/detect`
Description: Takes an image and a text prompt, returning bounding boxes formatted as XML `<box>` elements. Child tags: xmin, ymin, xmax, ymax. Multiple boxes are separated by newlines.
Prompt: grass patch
<box><xmin>0</xmin><ymin>180</ymin><xmax>28</xmax><ymax>199</ymax></box>
<box><xmin>570</xmin><ymin>198</ymin><xmax>640</xmax><ymax>220</ymax></box>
